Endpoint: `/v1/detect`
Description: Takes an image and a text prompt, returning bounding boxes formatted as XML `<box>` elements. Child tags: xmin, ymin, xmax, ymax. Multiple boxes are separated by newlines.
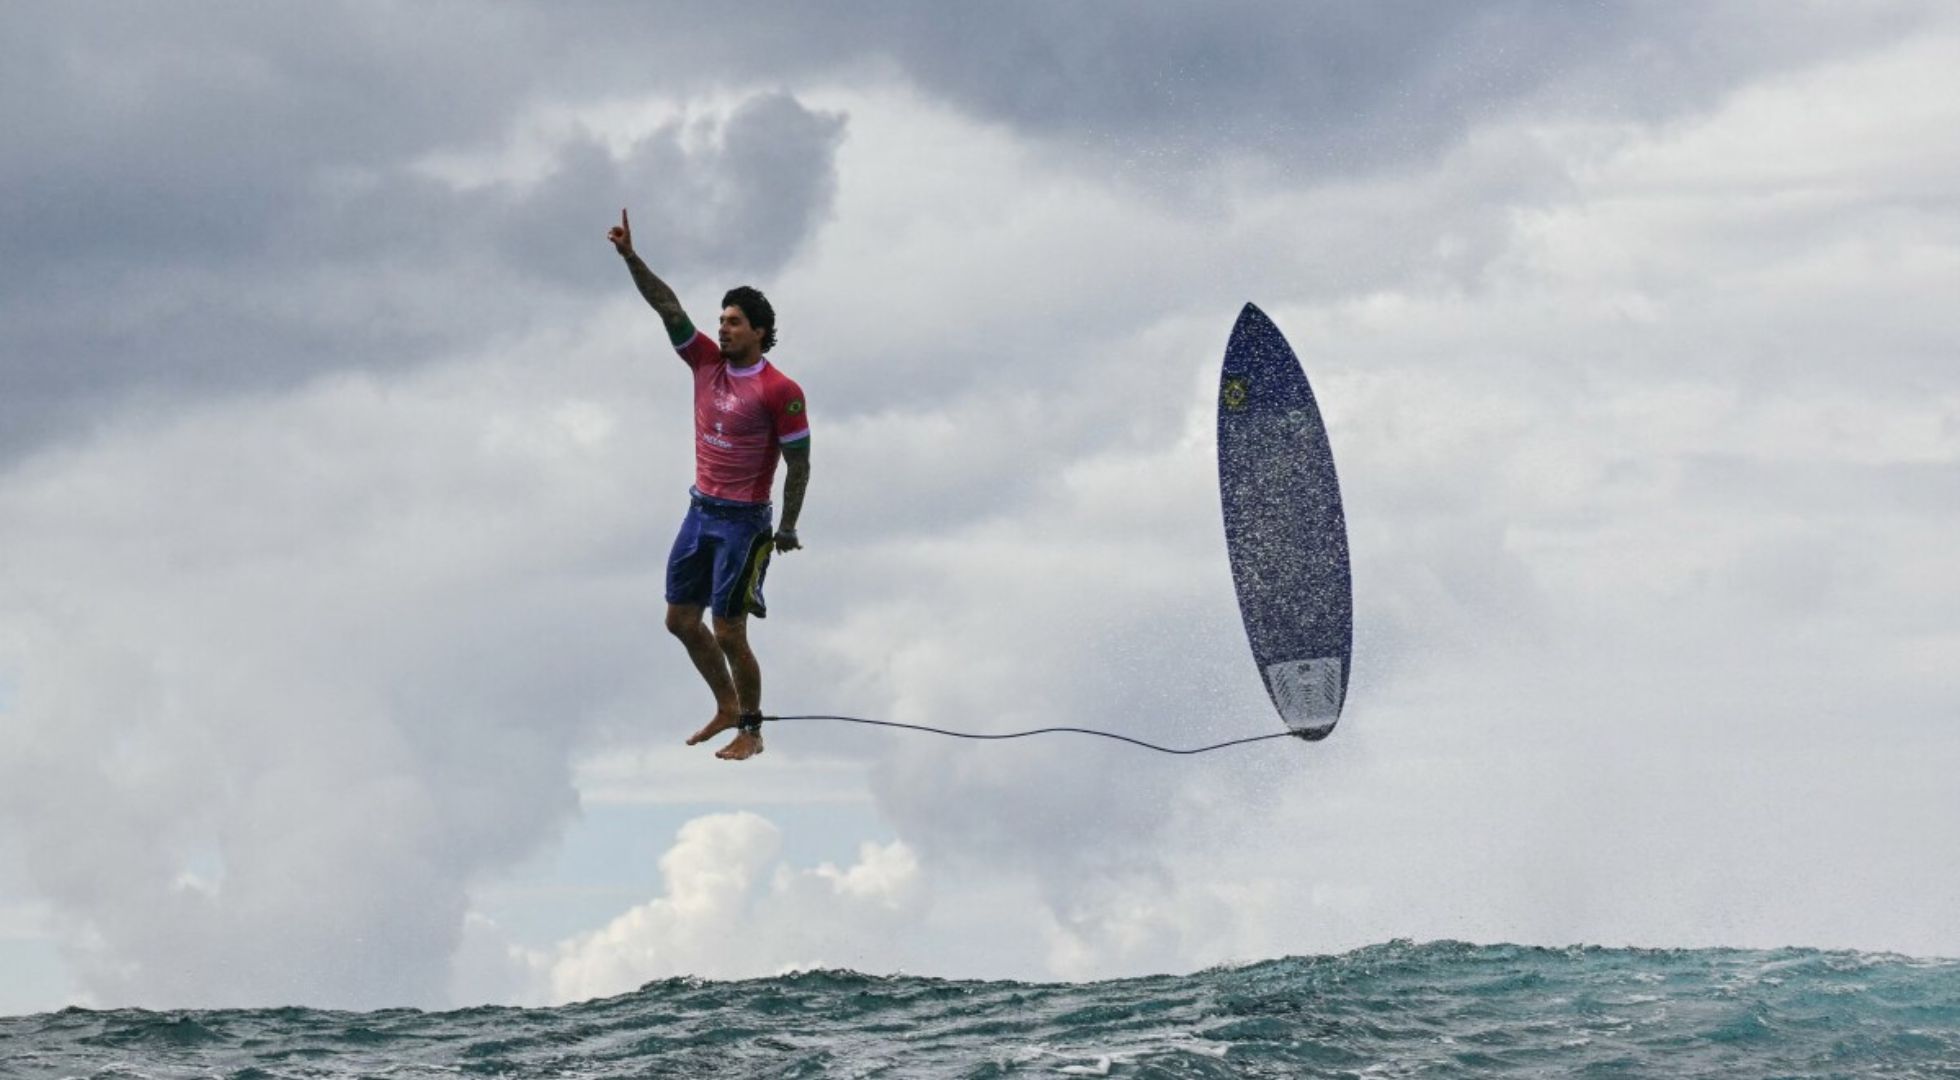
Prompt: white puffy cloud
<box><xmin>527</xmin><ymin>813</ymin><xmax>924</xmax><ymax>1004</ymax></box>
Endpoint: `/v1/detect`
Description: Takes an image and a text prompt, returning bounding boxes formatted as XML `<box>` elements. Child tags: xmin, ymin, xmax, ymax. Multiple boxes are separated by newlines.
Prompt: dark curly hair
<box><xmin>721</xmin><ymin>286</ymin><xmax>777</xmax><ymax>353</ymax></box>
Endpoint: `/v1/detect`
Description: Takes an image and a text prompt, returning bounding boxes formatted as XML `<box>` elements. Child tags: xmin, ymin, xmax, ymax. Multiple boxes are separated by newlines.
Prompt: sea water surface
<box><xmin>4</xmin><ymin>941</ymin><xmax>1957</xmax><ymax>1078</ymax></box>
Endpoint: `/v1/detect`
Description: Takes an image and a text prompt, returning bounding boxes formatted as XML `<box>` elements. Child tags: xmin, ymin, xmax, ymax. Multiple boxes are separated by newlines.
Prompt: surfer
<box><xmin>607</xmin><ymin>209</ymin><xmax>812</xmax><ymax>762</ymax></box>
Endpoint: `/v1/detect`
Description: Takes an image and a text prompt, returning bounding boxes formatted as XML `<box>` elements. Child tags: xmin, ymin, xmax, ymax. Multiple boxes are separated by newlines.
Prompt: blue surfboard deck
<box><xmin>1217</xmin><ymin>303</ymin><xmax>1353</xmax><ymax>740</ymax></box>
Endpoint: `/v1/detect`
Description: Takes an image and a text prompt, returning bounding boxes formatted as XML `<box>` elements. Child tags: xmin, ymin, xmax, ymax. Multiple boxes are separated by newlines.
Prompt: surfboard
<box><xmin>1217</xmin><ymin>303</ymin><xmax>1353</xmax><ymax>740</ymax></box>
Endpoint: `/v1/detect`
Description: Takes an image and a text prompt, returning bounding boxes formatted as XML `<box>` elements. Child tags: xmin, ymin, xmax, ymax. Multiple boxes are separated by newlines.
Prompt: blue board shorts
<box><xmin>665</xmin><ymin>490</ymin><xmax>775</xmax><ymax>619</ymax></box>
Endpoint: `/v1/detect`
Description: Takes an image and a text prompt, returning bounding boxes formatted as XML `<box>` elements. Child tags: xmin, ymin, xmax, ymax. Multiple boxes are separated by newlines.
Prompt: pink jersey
<box><xmin>676</xmin><ymin>330</ymin><xmax>810</xmax><ymax>504</ymax></box>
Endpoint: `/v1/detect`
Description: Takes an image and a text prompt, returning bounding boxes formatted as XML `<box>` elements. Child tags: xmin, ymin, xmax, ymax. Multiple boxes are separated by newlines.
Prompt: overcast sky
<box><xmin>3</xmin><ymin>1</ymin><xmax>1957</xmax><ymax>1014</ymax></box>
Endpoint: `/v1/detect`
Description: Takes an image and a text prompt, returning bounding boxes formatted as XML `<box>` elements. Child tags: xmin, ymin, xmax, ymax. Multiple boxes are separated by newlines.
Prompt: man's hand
<box><xmin>607</xmin><ymin>208</ymin><xmax>634</xmax><ymax>257</ymax></box>
<box><xmin>774</xmin><ymin>528</ymin><xmax>802</xmax><ymax>554</ymax></box>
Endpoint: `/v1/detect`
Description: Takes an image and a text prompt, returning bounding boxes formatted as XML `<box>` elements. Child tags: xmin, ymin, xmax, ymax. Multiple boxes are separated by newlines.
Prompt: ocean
<box><xmin>3</xmin><ymin>941</ymin><xmax>1956</xmax><ymax>1078</ymax></box>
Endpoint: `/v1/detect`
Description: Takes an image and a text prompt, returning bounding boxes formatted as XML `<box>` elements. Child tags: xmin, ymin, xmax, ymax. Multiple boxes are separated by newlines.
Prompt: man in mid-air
<box><xmin>607</xmin><ymin>208</ymin><xmax>811</xmax><ymax>762</ymax></box>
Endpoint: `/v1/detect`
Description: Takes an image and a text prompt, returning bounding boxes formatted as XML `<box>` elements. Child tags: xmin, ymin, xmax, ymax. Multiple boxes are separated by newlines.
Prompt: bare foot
<box><xmin>687</xmin><ymin>707</ymin><xmax>741</xmax><ymax>746</ymax></box>
<box><xmin>716</xmin><ymin>730</ymin><xmax>765</xmax><ymax>761</ymax></box>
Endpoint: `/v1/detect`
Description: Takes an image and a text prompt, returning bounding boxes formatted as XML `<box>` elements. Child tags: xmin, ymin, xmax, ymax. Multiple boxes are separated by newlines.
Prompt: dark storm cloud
<box><xmin>765</xmin><ymin>1</ymin><xmax>1924</xmax><ymax>173</ymax></box>
<box><xmin>0</xmin><ymin>4</ymin><xmax>534</xmax><ymax>263</ymax></box>
<box><xmin>0</xmin><ymin>96</ymin><xmax>846</xmax><ymax>462</ymax></box>
<box><xmin>2</xmin><ymin>1</ymin><xmax>1925</xmax><ymax>466</ymax></box>
<box><xmin>497</xmin><ymin>93</ymin><xmax>846</xmax><ymax>286</ymax></box>
<box><xmin>0</xmin><ymin>5</ymin><xmax>843</xmax><ymax>464</ymax></box>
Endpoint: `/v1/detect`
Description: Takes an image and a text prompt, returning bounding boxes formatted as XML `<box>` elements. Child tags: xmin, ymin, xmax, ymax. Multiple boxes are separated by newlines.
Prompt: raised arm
<box><xmin>607</xmin><ymin>208</ymin><xmax>695</xmax><ymax>344</ymax></box>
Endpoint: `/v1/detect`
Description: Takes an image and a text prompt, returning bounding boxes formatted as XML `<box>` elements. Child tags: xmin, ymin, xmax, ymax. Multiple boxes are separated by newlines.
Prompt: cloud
<box><xmin>759</xmin><ymin>22</ymin><xmax>1960</xmax><ymax>979</ymax></box>
<box><xmin>489</xmin><ymin>92</ymin><xmax>848</xmax><ymax>287</ymax></box>
<box><xmin>524</xmin><ymin>812</ymin><xmax>924</xmax><ymax>1004</ymax></box>
<box><xmin>1</xmin><ymin>4</ymin><xmax>1957</xmax><ymax>1014</ymax></box>
<box><xmin>0</xmin><ymin>15</ymin><xmax>846</xmax><ymax>463</ymax></box>
<box><xmin>6</xmin><ymin>1</ymin><xmax>1926</xmax><ymax>467</ymax></box>
<box><xmin>0</xmin><ymin>328</ymin><xmax>679</xmax><ymax>1007</ymax></box>
<box><xmin>732</xmin><ymin>1</ymin><xmax>1931</xmax><ymax>184</ymax></box>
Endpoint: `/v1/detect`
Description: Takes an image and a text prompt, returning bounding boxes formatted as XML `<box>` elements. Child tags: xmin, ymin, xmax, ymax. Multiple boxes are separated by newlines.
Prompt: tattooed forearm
<box><xmin>622</xmin><ymin>252</ymin><xmax>693</xmax><ymax>341</ymax></box>
<box><xmin>780</xmin><ymin>451</ymin><xmax>810</xmax><ymax>533</ymax></box>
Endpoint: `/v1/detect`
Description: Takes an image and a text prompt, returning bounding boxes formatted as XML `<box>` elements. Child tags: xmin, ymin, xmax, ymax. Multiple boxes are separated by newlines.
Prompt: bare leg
<box><xmin>667</xmin><ymin>604</ymin><xmax>741</xmax><ymax>744</ymax></box>
<box><xmin>713</xmin><ymin>613</ymin><xmax>762</xmax><ymax>713</ymax></box>
<box><xmin>713</xmin><ymin>614</ymin><xmax>765</xmax><ymax>761</ymax></box>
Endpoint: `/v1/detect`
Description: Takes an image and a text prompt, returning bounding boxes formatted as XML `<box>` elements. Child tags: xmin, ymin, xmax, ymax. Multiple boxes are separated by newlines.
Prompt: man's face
<box><xmin>719</xmin><ymin>306</ymin><xmax>765</xmax><ymax>362</ymax></box>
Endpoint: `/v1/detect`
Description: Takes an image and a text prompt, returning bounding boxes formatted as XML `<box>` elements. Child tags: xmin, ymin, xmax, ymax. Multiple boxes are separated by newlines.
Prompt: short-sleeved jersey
<box><xmin>676</xmin><ymin>329</ymin><xmax>809</xmax><ymax>505</ymax></box>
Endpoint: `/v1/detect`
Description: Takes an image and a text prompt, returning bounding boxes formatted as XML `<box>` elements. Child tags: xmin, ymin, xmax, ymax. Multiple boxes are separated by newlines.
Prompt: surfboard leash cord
<box><xmin>759</xmin><ymin>714</ymin><xmax>1308</xmax><ymax>755</ymax></box>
